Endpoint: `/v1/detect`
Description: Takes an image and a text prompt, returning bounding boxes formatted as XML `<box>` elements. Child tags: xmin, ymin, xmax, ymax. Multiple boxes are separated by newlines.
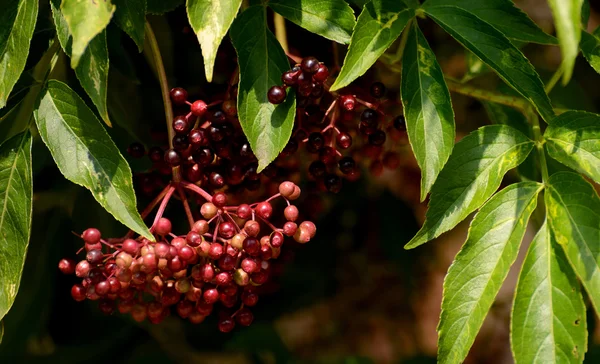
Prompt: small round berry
<box><xmin>127</xmin><ymin>142</ymin><xmax>145</xmax><ymax>158</ymax></box>
<box><xmin>278</xmin><ymin>181</ymin><xmax>295</xmax><ymax>198</ymax></box>
<box><xmin>282</xmin><ymin>69</ymin><xmax>300</xmax><ymax>85</ymax></box>
<box><xmin>234</xmin><ymin>268</ymin><xmax>250</xmax><ymax>286</ymax></box>
<box><xmin>192</xmin><ymin>220</ymin><xmax>210</xmax><ymax>235</ymax></box>
<box><xmin>283</xmin><ymin>222</ymin><xmax>298</xmax><ymax>236</ymax></box>
<box><xmin>71</xmin><ymin>284</ymin><xmax>86</xmax><ymax>301</ymax></box>
<box><xmin>336</xmin><ymin>132</ymin><xmax>352</xmax><ymax>149</ymax></box>
<box><xmin>155</xmin><ymin>217</ymin><xmax>172</xmax><ymax>236</ymax></box>
<box><xmin>300</xmin><ymin>221</ymin><xmax>317</xmax><ymax>238</ymax></box>
<box><xmin>218</xmin><ymin>317</ymin><xmax>236</xmax><ymax>333</ymax></box>
<box><xmin>370</xmin><ymin>82</ymin><xmax>386</xmax><ymax>98</ymax></box>
<box><xmin>164</xmin><ymin>149</ymin><xmax>181</xmax><ymax>166</ymax></box>
<box><xmin>241</xmin><ymin>258</ymin><xmax>258</xmax><ymax>273</ymax></box>
<box><xmin>312</xmin><ymin>64</ymin><xmax>329</xmax><ymax>83</ymax></box>
<box><xmin>340</xmin><ymin>95</ymin><xmax>356</xmax><ymax>111</ymax></box>
<box><xmin>148</xmin><ymin>146</ymin><xmax>163</xmax><ymax>163</ymax></box>
<box><xmin>122</xmin><ymin>239</ymin><xmax>139</xmax><ymax>255</ymax></box>
<box><xmin>243</xmin><ymin>237</ymin><xmax>260</xmax><ymax>256</ymax></box>
<box><xmin>172</xmin><ymin>116</ymin><xmax>190</xmax><ymax>134</ymax></box>
<box><xmin>186</xmin><ymin>231</ymin><xmax>202</xmax><ymax>247</ymax></box>
<box><xmin>218</xmin><ymin>254</ymin><xmax>236</xmax><ymax>271</ymax></box>
<box><xmin>268</xmin><ymin>85</ymin><xmax>287</xmax><ymax>104</ymax></box>
<box><xmin>82</xmin><ymin>228</ymin><xmax>101</xmax><ymax>244</ymax></box>
<box><xmin>284</xmin><ymin>205</ymin><xmax>299</xmax><ymax>222</ymax></box>
<box><xmin>293</xmin><ymin>227</ymin><xmax>311</xmax><ymax>243</ymax></box>
<box><xmin>170</xmin><ymin>87</ymin><xmax>188</xmax><ymax>105</ymax></box>
<box><xmin>193</xmin><ymin>147</ymin><xmax>214</xmax><ymax>166</ymax></box>
<box><xmin>270</xmin><ymin>231</ymin><xmax>284</xmax><ymax>248</ymax></box>
<box><xmin>338</xmin><ymin>156</ymin><xmax>356</xmax><ymax>174</ymax></box>
<box><xmin>200</xmin><ymin>202</ymin><xmax>218</xmax><ymax>219</ymax></box>
<box><xmin>256</xmin><ymin>201</ymin><xmax>273</xmax><ymax>219</ymax></box>
<box><xmin>288</xmin><ymin>186</ymin><xmax>301</xmax><ymax>200</ymax></box>
<box><xmin>324</xmin><ymin>174</ymin><xmax>342</xmax><ymax>193</ymax></box>
<box><xmin>368</xmin><ymin>129</ymin><xmax>386</xmax><ymax>146</ymax></box>
<box><xmin>241</xmin><ymin>288</ymin><xmax>259</xmax><ymax>306</ymax></box>
<box><xmin>188</xmin><ymin>129</ymin><xmax>207</xmax><ymax>147</ymax></box>
<box><xmin>236</xmin><ymin>308</ymin><xmax>254</xmax><ymax>326</ymax></box>
<box><xmin>307</xmin><ymin>132</ymin><xmax>325</xmax><ymax>153</ymax></box>
<box><xmin>244</xmin><ymin>220</ymin><xmax>260</xmax><ymax>237</ymax></box>
<box><xmin>237</xmin><ymin>204</ymin><xmax>252</xmax><ymax>220</ymax></box>
<box><xmin>95</xmin><ymin>280</ymin><xmax>110</xmax><ymax>296</ymax></box>
<box><xmin>203</xmin><ymin>288</ymin><xmax>219</xmax><ymax>304</ymax></box>
<box><xmin>208</xmin><ymin>243</ymin><xmax>223</xmax><ymax>260</ymax></box>
<box><xmin>301</xmin><ymin>57</ymin><xmax>320</xmax><ymax>74</ymax></box>
<box><xmin>58</xmin><ymin>258</ymin><xmax>76</xmax><ymax>274</ymax></box>
<box><xmin>172</xmin><ymin>135</ymin><xmax>189</xmax><ymax>151</ymax></box>
<box><xmin>86</xmin><ymin>249</ymin><xmax>104</xmax><ymax>264</ymax></box>
<box><xmin>361</xmin><ymin>108</ymin><xmax>378</xmax><ymax>127</ymax></box>
<box><xmin>191</xmin><ymin>100</ymin><xmax>208</xmax><ymax>116</ymax></box>
<box><xmin>393</xmin><ymin>115</ymin><xmax>407</xmax><ymax>131</ymax></box>
<box><xmin>218</xmin><ymin>222</ymin><xmax>236</xmax><ymax>239</ymax></box>
<box><xmin>212</xmin><ymin>192</ymin><xmax>227</xmax><ymax>208</ymax></box>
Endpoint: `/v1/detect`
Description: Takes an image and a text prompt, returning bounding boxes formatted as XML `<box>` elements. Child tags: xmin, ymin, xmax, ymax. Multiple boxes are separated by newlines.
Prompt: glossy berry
<box><xmin>191</xmin><ymin>100</ymin><xmax>208</xmax><ymax>116</ymax></box>
<box><xmin>218</xmin><ymin>317</ymin><xmax>235</xmax><ymax>333</ymax></box>
<box><xmin>172</xmin><ymin>116</ymin><xmax>190</xmax><ymax>134</ymax></box>
<box><xmin>218</xmin><ymin>222</ymin><xmax>236</xmax><ymax>239</ymax></box>
<box><xmin>301</xmin><ymin>57</ymin><xmax>320</xmax><ymax>74</ymax></box>
<box><xmin>58</xmin><ymin>258</ymin><xmax>76</xmax><ymax>274</ymax></box>
<box><xmin>313</xmin><ymin>64</ymin><xmax>329</xmax><ymax>83</ymax></box>
<box><xmin>155</xmin><ymin>218</ymin><xmax>172</xmax><ymax>236</ymax></box>
<box><xmin>393</xmin><ymin>115</ymin><xmax>407</xmax><ymax>131</ymax></box>
<box><xmin>282</xmin><ymin>69</ymin><xmax>300</xmax><ymax>85</ymax></box>
<box><xmin>370</xmin><ymin>82</ymin><xmax>386</xmax><ymax>98</ymax></box>
<box><xmin>268</xmin><ymin>86</ymin><xmax>287</xmax><ymax>104</ymax></box>
<box><xmin>236</xmin><ymin>308</ymin><xmax>254</xmax><ymax>326</ymax></box>
<box><xmin>340</xmin><ymin>95</ymin><xmax>356</xmax><ymax>111</ymax></box>
<box><xmin>361</xmin><ymin>108</ymin><xmax>378</xmax><ymax>127</ymax></box>
<box><xmin>82</xmin><ymin>228</ymin><xmax>101</xmax><ymax>244</ymax></box>
<box><xmin>212</xmin><ymin>192</ymin><xmax>227</xmax><ymax>208</ymax></box>
<box><xmin>86</xmin><ymin>249</ymin><xmax>104</xmax><ymax>264</ymax></box>
<box><xmin>256</xmin><ymin>201</ymin><xmax>273</xmax><ymax>219</ymax></box>
<box><xmin>237</xmin><ymin>204</ymin><xmax>252</xmax><ymax>219</ymax></box>
<box><xmin>164</xmin><ymin>149</ymin><xmax>181</xmax><ymax>166</ymax></box>
<box><xmin>307</xmin><ymin>132</ymin><xmax>325</xmax><ymax>153</ymax></box>
<box><xmin>338</xmin><ymin>157</ymin><xmax>356</xmax><ymax>174</ymax></box>
<box><xmin>336</xmin><ymin>132</ymin><xmax>352</xmax><ymax>149</ymax></box>
<box><xmin>170</xmin><ymin>87</ymin><xmax>188</xmax><ymax>105</ymax></box>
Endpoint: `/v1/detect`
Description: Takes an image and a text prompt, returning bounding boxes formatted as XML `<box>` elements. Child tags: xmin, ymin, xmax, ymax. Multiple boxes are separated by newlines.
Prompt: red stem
<box><xmin>177</xmin><ymin>185</ymin><xmax>195</xmax><ymax>228</ymax></box>
<box><xmin>181</xmin><ymin>181</ymin><xmax>213</xmax><ymax>202</ymax></box>
<box><xmin>150</xmin><ymin>185</ymin><xmax>176</xmax><ymax>231</ymax></box>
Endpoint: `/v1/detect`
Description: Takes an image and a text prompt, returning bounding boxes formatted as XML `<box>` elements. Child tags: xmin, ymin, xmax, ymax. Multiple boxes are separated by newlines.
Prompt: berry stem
<box><xmin>177</xmin><ymin>185</ymin><xmax>195</xmax><ymax>228</ymax></box>
<box><xmin>180</xmin><ymin>181</ymin><xmax>213</xmax><ymax>202</ymax></box>
<box><xmin>150</xmin><ymin>185</ymin><xmax>176</xmax><ymax>232</ymax></box>
<box><xmin>124</xmin><ymin>183</ymin><xmax>174</xmax><ymax>239</ymax></box>
<box><xmin>144</xmin><ymin>20</ymin><xmax>181</xmax><ymax>182</ymax></box>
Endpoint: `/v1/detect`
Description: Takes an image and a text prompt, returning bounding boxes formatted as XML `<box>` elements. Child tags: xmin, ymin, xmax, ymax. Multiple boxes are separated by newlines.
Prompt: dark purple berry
<box><xmin>301</xmin><ymin>57</ymin><xmax>320</xmax><ymax>74</ymax></box>
<box><xmin>170</xmin><ymin>87</ymin><xmax>188</xmax><ymax>105</ymax></box>
<box><xmin>268</xmin><ymin>86</ymin><xmax>287</xmax><ymax>104</ymax></box>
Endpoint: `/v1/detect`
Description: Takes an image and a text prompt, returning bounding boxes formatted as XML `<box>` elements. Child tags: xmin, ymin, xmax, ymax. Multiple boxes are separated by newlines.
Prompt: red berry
<box><xmin>82</xmin><ymin>228</ymin><xmax>101</xmax><ymax>244</ymax></box>
<box><xmin>212</xmin><ymin>192</ymin><xmax>227</xmax><ymax>208</ymax></box>
<box><xmin>170</xmin><ymin>87</ymin><xmax>188</xmax><ymax>105</ymax></box>
<box><xmin>58</xmin><ymin>258</ymin><xmax>76</xmax><ymax>274</ymax></box>
<box><xmin>236</xmin><ymin>308</ymin><xmax>254</xmax><ymax>326</ymax></box>
<box><xmin>268</xmin><ymin>86</ymin><xmax>286</xmax><ymax>104</ymax></box>
<box><xmin>256</xmin><ymin>201</ymin><xmax>272</xmax><ymax>219</ymax></box>
<box><xmin>155</xmin><ymin>218</ymin><xmax>172</xmax><ymax>235</ymax></box>
<box><xmin>71</xmin><ymin>284</ymin><xmax>86</xmax><ymax>301</ymax></box>
<box><xmin>218</xmin><ymin>317</ymin><xmax>235</xmax><ymax>333</ymax></box>
<box><xmin>340</xmin><ymin>95</ymin><xmax>356</xmax><ymax>111</ymax></box>
<box><xmin>237</xmin><ymin>204</ymin><xmax>252</xmax><ymax>219</ymax></box>
<box><xmin>301</xmin><ymin>57</ymin><xmax>320</xmax><ymax>74</ymax></box>
<box><xmin>191</xmin><ymin>100</ymin><xmax>208</xmax><ymax>116</ymax></box>
<box><xmin>312</xmin><ymin>64</ymin><xmax>329</xmax><ymax>83</ymax></box>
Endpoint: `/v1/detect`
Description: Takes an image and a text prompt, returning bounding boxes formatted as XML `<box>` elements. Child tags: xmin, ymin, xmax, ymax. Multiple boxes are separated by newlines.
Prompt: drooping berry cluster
<box><xmin>59</xmin><ymin>181</ymin><xmax>316</xmax><ymax>332</ymax></box>
<box><xmin>267</xmin><ymin>56</ymin><xmax>329</xmax><ymax>105</ymax></box>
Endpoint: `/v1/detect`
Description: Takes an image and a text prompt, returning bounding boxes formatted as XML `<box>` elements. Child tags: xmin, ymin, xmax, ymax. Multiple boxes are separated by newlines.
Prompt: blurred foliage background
<box><xmin>1</xmin><ymin>1</ymin><xmax>600</xmax><ymax>363</ymax></box>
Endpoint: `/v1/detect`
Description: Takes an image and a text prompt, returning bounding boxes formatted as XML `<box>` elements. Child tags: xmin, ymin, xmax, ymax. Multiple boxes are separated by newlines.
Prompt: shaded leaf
<box><xmin>544</xmin><ymin>110</ymin><xmax>600</xmax><ymax>183</ymax></box>
<box><xmin>405</xmin><ymin>125</ymin><xmax>535</xmax><ymax>249</ymax></box>
<box><xmin>548</xmin><ymin>0</ymin><xmax>583</xmax><ymax>84</ymax></box>
<box><xmin>187</xmin><ymin>0</ymin><xmax>242</xmax><ymax>83</ymax></box>
<box><xmin>230</xmin><ymin>6</ymin><xmax>296</xmax><ymax>171</ymax></box>
<box><xmin>546</xmin><ymin>171</ymin><xmax>600</xmax><ymax>316</ymax></box>
<box><xmin>580</xmin><ymin>30</ymin><xmax>600</xmax><ymax>75</ymax></box>
<box><xmin>422</xmin><ymin>3</ymin><xmax>555</xmax><ymax>123</ymax></box>
<box><xmin>0</xmin><ymin>131</ymin><xmax>32</xmax><ymax>322</ymax></box>
<box><xmin>51</xmin><ymin>0</ymin><xmax>111</xmax><ymax>126</ymax></box>
<box><xmin>401</xmin><ymin>22</ymin><xmax>455</xmax><ymax>201</ymax></box>
<box><xmin>511</xmin><ymin>221</ymin><xmax>587</xmax><ymax>364</ymax></box>
<box><xmin>61</xmin><ymin>0</ymin><xmax>115</xmax><ymax>68</ymax></box>
<box><xmin>33</xmin><ymin>80</ymin><xmax>153</xmax><ymax>241</ymax></box>
<box><xmin>0</xmin><ymin>0</ymin><xmax>38</xmax><ymax>109</ymax></box>
<box><xmin>438</xmin><ymin>182</ymin><xmax>542</xmax><ymax>364</ymax></box>
<box><xmin>329</xmin><ymin>0</ymin><xmax>414</xmax><ymax>91</ymax></box>
<box><xmin>269</xmin><ymin>0</ymin><xmax>356</xmax><ymax>44</ymax></box>
<box><xmin>147</xmin><ymin>0</ymin><xmax>183</xmax><ymax>14</ymax></box>
<box><xmin>423</xmin><ymin>0</ymin><xmax>556</xmax><ymax>44</ymax></box>
<box><xmin>113</xmin><ymin>0</ymin><xmax>146</xmax><ymax>51</ymax></box>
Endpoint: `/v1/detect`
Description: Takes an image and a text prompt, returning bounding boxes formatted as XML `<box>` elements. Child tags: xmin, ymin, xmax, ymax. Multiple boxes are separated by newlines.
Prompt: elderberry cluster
<box><xmin>267</xmin><ymin>57</ymin><xmax>408</xmax><ymax>194</ymax></box>
<box><xmin>58</xmin><ymin>181</ymin><xmax>316</xmax><ymax>332</ymax></box>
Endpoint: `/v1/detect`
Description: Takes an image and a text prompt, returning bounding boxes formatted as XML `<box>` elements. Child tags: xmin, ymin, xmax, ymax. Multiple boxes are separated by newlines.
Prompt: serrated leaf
<box><xmin>187</xmin><ymin>0</ymin><xmax>242</xmax><ymax>83</ymax></box>
<box><xmin>422</xmin><ymin>0</ymin><xmax>556</xmax><ymax>45</ymax></box>
<box><xmin>0</xmin><ymin>131</ymin><xmax>32</xmax><ymax>322</ymax></box>
<box><xmin>269</xmin><ymin>0</ymin><xmax>356</xmax><ymax>44</ymax></box>
<box><xmin>438</xmin><ymin>182</ymin><xmax>542</xmax><ymax>364</ymax></box>
<box><xmin>0</xmin><ymin>0</ymin><xmax>38</xmax><ymax>109</ymax></box>
<box><xmin>483</xmin><ymin>102</ymin><xmax>539</xmax><ymax>181</ymax></box>
<box><xmin>544</xmin><ymin>110</ymin><xmax>600</xmax><ymax>184</ymax></box>
<box><xmin>113</xmin><ymin>0</ymin><xmax>146</xmax><ymax>51</ymax></box>
<box><xmin>230</xmin><ymin>6</ymin><xmax>296</xmax><ymax>171</ymax></box>
<box><xmin>61</xmin><ymin>0</ymin><xmax>115</xmax><ymax>68</ymax></box>
<box><xmin>405</xmin><ymin>125</ymin><xmax>535</xmax><ymax>249</ymax></box>
<box><xmin>51</xmin><ymin>0</ymin><xmax>111</xmax><ymax>126</ymax></box>
<box><xmin>548</xmin><ymin>0</ymin><xmax>583</xmax><ymax>85</ymax></box>
<box><xmin>329</xmin><ymin>0</ymin><xmax>414</xmax><ymax>91</ymax></box>
<box><xmin>546</xmin><ymin>171</ymin><xmax>600</xmax><ymax>316</ymax></box>
<box><xmin>580</xmin><ymin>30</ymin><xmax>600</xmax><ymax>75</ymax></box>
<box><xmin>422</xmin><ymin>3</ymin><xmax>555</xmax><ymax>123</ymax></box>
<box><xmin>34</xmin><ymin>80</ymin><xmax>153</xmax><ymax>241</ymax></box>
<box><xmin>511</xmin><ymin>221</ymin><xmax>587</xmax><ymax>364</ymax></box>
<box><xmin>401</xmin><ymin>22</ymin><xmax>455</xmax><ymax>201</ymax></box>
<box><xmin>147</xmin><ymin>0</ymin><xmax>183</xmax><ymax>14</ymax></box>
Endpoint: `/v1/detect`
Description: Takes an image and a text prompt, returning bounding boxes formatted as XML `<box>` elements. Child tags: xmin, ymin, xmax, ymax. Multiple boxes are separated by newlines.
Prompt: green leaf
<box><xmin>0</xmin><ymin>0</ymin><xmax>38</xmax><ymax>109</ymax></box>
<box><xmin>511</xmin><ymin>221</ymin><xmax>587</xmax><ymax>364</ymax></box>
<box><xmin>544</xmin><ymin>110</ymin><xmax>600</xmax><ymax>184</ymax></box>
<box><xmin>269</xmin><ymin>0</ymin><xmax>356</xmax><ymax>44</ymax></box>
<box><xmin>113</xmin><ymin>0</ymin><xmax>146</xmax><ymax>51</ymax></box>
<box><xmin>0</xmin><ymin>320</ymin><xmax>3</xmax><ymax>343</ymax></box>
<box><xmin>187</xmin><ymin>0</ymin><xmax>242</xmax><ymax>83</ymax></box>
<box><xmin>329</xmin><ymin>0</ymin><xmax>414</xmax><ymax>91</ymax></box>
<box><xmin>401</xmin><ymin>22</ymin><xmax>455</xmax><ymax>201</ymax></box>
<box><xmin>422</xmin><ymin>0</ymin><xmax>556</xmax><ymax>45</ymax></box>
<box><xmin>147</xmin><ymin>0</ymin><xmax>184</xmax><ymax>14</ymax></box>
<box><xmin>0</xmin><ymin>131</ymin><xmax>32</xmax><ymax>322</ymax></box>
<box><xmin>438</xmin><ymin>182</ymin><xmax>543</xmax><ymax>364</ymax></box>
<box><xmin>547</xmin><ymin>0</ymin><xmax>583</xmax><ymax>85</ymax></box>
<box><xmin>61</xmin><ymin>0</ymin><xmax>115</xmax><ymax>68</ymax></box>
<box><xmin>230</xmin><ymin>6</ymin><xmax>296</xmax><ymax>171</ymax></box>
<box><xmin>580</xmin><ymin>30</ymin><xmax>600</xmax><ymax>75</ymax></box>
<box><xmin>546</xmin><ymin>171</ymin><xmax>600</xmax><ymax>316</ymax></box>
<box><xmin>34</xmin><ymin>80</ymin><xmax>153</xmax><ymax>241</ymax></box>
<box><xmin>422</xmin><ymin>3</ymin><xmax>555</xmax><ymax>123</ymax></box>
<box><xmin>405</xmin><ymin>125</ymin><xmax>535</xmax><ymax>249</ymax></box>
<box><xmin>51</xmin><ymin>0</ymin><xmax>111</xmax><ymax>126</ymax></box>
